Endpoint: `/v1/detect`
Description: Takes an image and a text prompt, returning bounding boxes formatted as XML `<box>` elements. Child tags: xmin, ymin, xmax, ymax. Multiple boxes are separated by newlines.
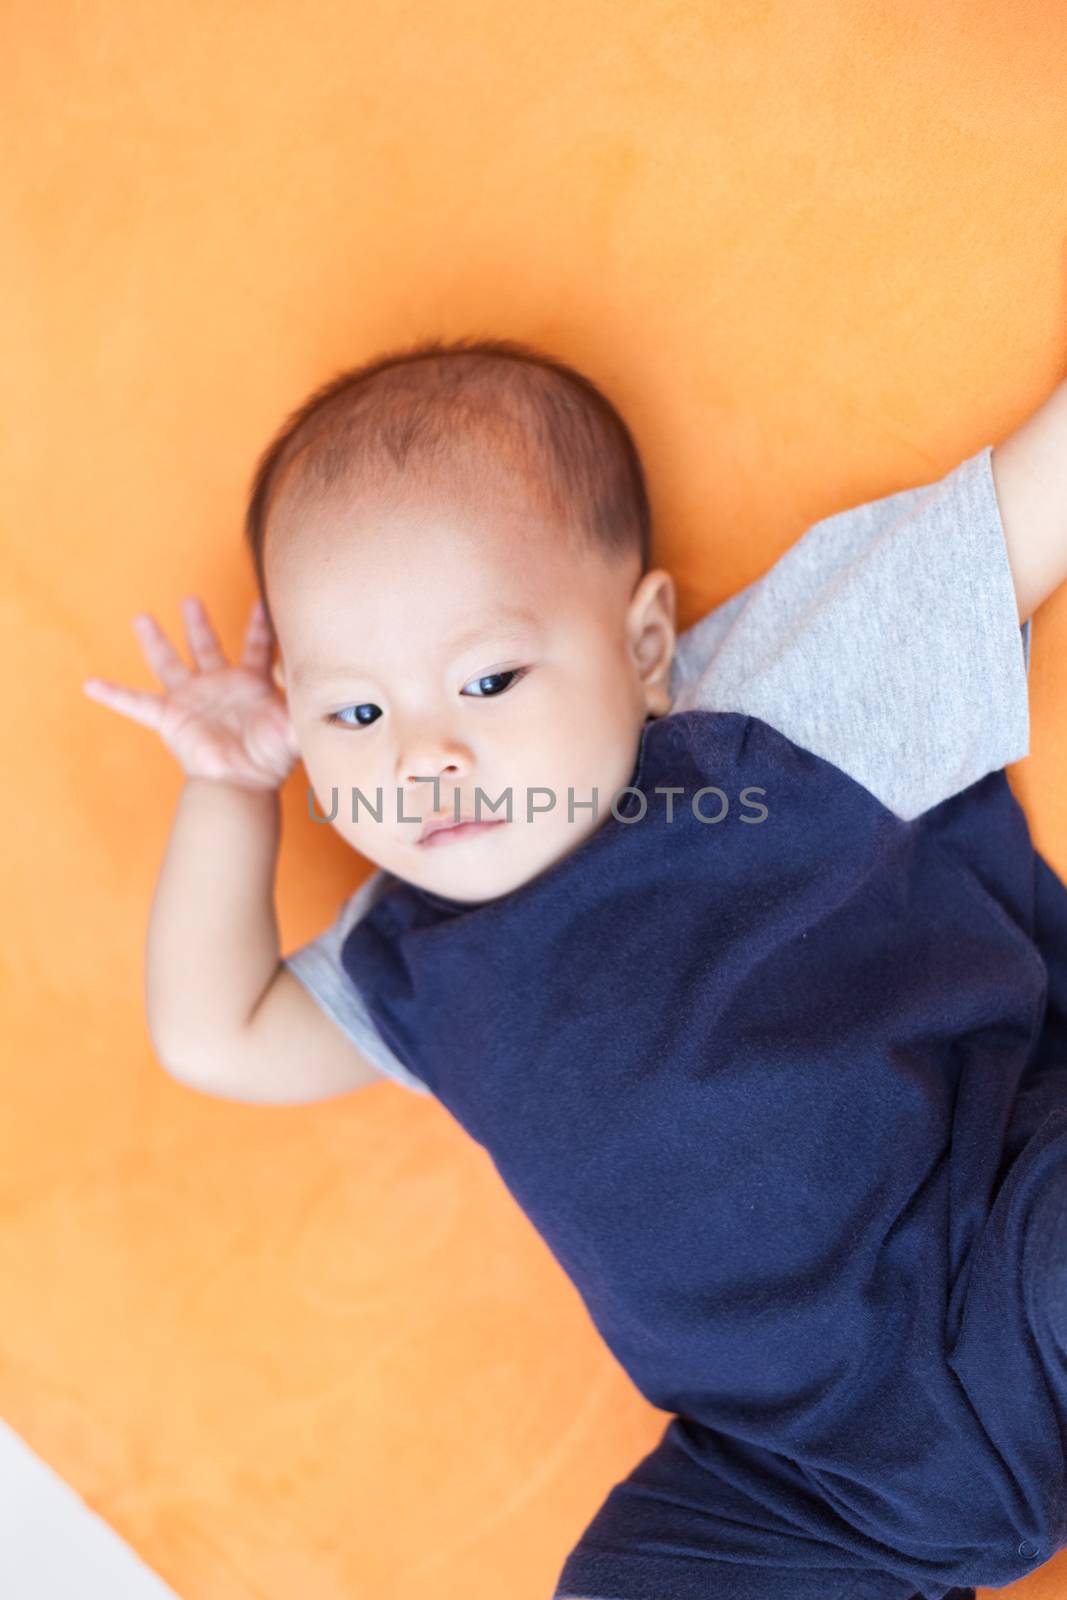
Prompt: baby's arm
<box><xmin>991</xmin><ymin>374</ymin><xmax>1067</xmax><ymax>624</ymax></box>
<box><xmin>84</xmin><ymin>596</ymin><xmax>387</xmax><ymax>1105</ymax></box>
<box><xmin>146</xmin><ymin>773</ymin><xmax>385</xmax><ymax>1103</ymax></box>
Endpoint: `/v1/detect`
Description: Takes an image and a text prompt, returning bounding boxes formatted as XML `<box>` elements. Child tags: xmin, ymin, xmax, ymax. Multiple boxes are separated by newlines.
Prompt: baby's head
<box><xmin>246</xmin><ymin>335</ymin><xmax>677</xmax><ymax>904</ymax></box>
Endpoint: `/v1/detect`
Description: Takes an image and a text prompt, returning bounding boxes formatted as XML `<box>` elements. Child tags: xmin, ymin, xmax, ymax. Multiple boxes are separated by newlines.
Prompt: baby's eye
<box><xmin>461</xmin><ymin>668</ymin><xmax>528</xmax><ymax>698</ymax></box>
<box><xmin>326</xmin><ymin>703</ymin><xmax>381</xmax><ymax>729</ymax></box>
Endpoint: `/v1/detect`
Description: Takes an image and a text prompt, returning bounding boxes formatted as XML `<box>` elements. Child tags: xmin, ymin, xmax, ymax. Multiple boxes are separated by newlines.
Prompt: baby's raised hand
<box><xmin>83</xmin><ymin>597</ymin><xmax>300</xmax><ymax>791</ymax></box>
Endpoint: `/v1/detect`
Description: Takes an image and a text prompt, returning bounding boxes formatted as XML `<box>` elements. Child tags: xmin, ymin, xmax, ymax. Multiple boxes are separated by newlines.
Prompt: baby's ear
<box><xmin>271</xmin><ymin>658</ymin><xmax>286</xmax><ymax>692</ymax></box>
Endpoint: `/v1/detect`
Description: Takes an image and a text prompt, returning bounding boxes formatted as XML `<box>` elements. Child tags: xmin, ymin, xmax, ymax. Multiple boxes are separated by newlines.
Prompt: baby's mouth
<box><xmin>417</xmin><ymin>816</ymin><xmax>508</xmax><ymax>847</ymax></box>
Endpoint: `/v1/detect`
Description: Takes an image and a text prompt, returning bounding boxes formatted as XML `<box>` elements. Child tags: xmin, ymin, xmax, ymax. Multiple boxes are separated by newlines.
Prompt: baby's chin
<box><xmin>409</xmin><ymin>813</ymin><xmax>607</xmax><ymax>904</ymax></box>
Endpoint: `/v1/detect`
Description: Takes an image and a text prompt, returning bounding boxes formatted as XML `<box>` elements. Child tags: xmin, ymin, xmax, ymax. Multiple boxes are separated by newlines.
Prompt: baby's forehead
<box><xmin>268</xmin><ymin>467</ymin><xmax>598</xmax><ymax>599</ymax></box>
<box><xmin>274</xmin><ymin>507</ymin><xmax>546</xmax><ymax>633</ymax></box>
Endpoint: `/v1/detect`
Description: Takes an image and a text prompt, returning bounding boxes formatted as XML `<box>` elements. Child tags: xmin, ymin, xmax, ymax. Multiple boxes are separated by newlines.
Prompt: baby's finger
<box><xmin>131</xmin><ymin>613</ymin><xmax>193</xmax><ymax>691</ymax></box>
<box><xmin>180</xmin><ymin>595</ymin><xmax>228</xmax><ymax>674</ymax></box>
<box><xmin>82</xmin><ymin>678</ymin><xmax>165</xmax><ymax>732</ymax></box>
<box><xmin>240</xmin><ymin>598</ymin><xmax>274</xmax><ymax>677</ymax></box>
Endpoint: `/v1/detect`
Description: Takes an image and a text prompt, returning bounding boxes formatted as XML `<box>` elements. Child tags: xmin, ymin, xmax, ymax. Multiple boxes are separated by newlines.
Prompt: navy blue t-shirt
<box><xmin>340</xmin><ymin>707</ymin><xmax>1067</xmax><ymax>1597</ymax></box>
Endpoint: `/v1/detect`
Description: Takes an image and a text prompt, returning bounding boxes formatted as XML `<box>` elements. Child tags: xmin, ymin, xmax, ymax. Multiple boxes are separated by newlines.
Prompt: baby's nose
<box><xmin>397</xmin><ymin>739</ymin><xmax>472</xmax><ymax>787</ymax></box>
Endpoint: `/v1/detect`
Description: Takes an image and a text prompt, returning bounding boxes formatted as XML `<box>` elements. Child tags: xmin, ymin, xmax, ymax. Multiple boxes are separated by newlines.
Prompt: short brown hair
<box><xmin>244</xmin><ymin>334</ymin><xmax>652</xmax><ymax>634</ymax></box>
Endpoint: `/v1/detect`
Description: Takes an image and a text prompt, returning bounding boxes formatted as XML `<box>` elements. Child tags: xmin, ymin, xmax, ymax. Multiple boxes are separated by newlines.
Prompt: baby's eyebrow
<box><xmin>294</xmin><ymin>609</ymin><xmax>541</xmax><ymax>687</ymax></box>
<box><xmin>443</xmin><ymin>610</ymin><xmax>540</xmax><ymax>657</ymax></box>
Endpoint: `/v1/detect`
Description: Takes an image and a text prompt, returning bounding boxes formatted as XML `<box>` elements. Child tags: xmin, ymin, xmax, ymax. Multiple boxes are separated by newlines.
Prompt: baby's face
<box><xmin>266</xmin><ymin>483</ymin><xmax>676</xmax><ymax>903</ymax></box>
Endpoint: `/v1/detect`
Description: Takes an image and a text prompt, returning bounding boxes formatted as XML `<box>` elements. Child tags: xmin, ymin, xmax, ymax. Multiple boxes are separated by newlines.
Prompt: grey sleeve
<box><xmin>667</xmin><ymin>443</ymin><xmax>1032</xmax><ymax>822</ymax></box>
<box><xmin>283</xmin><ymin>871</ymin><xmax>433</xmax><ymax>1096</ymax></box>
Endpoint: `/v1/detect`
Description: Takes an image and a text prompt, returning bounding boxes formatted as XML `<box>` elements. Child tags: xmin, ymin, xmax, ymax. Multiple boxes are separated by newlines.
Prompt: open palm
<box><xmin>83</xmin><ymin>596</ymin><xmax>301</xmax><ymax>790</ymax></box>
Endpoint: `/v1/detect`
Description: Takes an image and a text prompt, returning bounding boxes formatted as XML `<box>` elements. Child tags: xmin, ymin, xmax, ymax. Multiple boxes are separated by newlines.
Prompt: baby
<box><xmin>84</xmin><ymin>338</ymin><xmax>1067</xmax><ymax>1600</ymax></box>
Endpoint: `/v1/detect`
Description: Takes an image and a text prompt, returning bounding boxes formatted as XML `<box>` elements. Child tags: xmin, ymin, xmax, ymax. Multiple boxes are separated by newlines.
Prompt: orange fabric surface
<box><xmin>4</xmin><ymin>2</ymin><xmax>1067</xmax><ymax>1596</ymax></box>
